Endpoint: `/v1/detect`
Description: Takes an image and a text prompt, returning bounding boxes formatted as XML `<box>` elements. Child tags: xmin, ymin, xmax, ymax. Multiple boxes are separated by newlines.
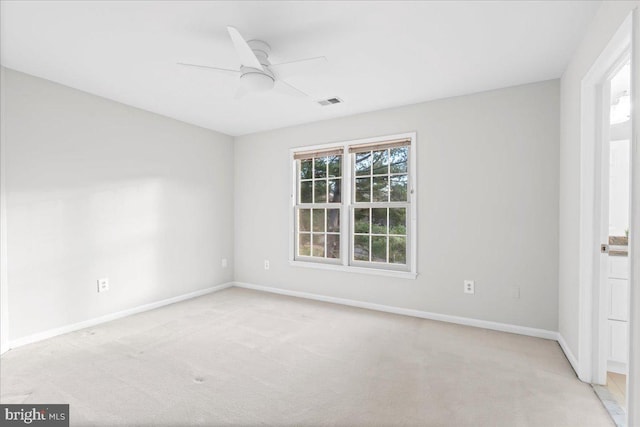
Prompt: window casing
<box><xmin>290</xmin><ymin>133</ymin><xmax>417</xmax><ymax>279</ymax></box>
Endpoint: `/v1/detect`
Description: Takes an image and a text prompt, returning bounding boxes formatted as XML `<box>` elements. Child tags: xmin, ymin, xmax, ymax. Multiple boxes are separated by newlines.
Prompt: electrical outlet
<box><xmin>221</xmin><ymin>258</ymin><xmax>228</xmax><ymax>268</ymax></box>
<box><xmin>264</xmin><ymin>260</ymin><xmax>270</xmax><ymax>270</ymax></box>
<box><xmin>97</xmin><ymin>278</ymin><xmax>109</xmax><ymax>293</ymax></box>
<box><xmin>464</xmin><ymin>280</ymin><xmax>475</xmax><ymax>294</ymax></box>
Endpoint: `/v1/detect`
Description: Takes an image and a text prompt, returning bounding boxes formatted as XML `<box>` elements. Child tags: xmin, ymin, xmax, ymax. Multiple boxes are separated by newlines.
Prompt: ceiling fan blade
<box><xmin>274</xmin><ymin>80</ymin><xmax>308</xmax><ymax>98</ymax></box>
<box><xmin>227</xmin><ymin>26</ymin><xmax>264</xmax><ymax>70</ymax></box>
<box><xmin>269</xmin><ymin>56</ymin><xmax>327</xmax><ymax>79</ymax></box>
<box><xmin>177</xmin><ymin>63</ymin><xmax>240</xmax><ymax>75</ymax></box>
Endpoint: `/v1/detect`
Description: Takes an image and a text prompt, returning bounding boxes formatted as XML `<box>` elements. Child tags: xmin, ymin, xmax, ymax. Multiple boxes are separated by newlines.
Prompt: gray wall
<box><xmin>234</xmin><ymin>80</ymin><xmax>560</xmax><ymax>331</ymax></box>
<box><xmin>0</xmin><ymin>69</ymin><xmax>561</xmax><ymax>343</ymax></box>
<box><xmin>2</xmin><ymin>68</ymin><xmax>235</xmax><ymax>341</ymax></box>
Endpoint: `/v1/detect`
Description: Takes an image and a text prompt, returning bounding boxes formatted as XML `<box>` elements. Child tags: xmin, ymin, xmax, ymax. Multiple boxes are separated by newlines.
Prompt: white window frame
<box><xmin>289</xmin><ymin>132</ymin><xmax>417</xmax><ymax>279</ymax></box>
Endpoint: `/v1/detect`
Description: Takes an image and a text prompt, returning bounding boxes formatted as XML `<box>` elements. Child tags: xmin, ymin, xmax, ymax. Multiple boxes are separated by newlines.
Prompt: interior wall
<box><xmin>234</xmin><ymin>80</ymin><xmax>560</xmax><ymax>331</ymax></box>
<box><xmin>1</xmin><ymin>68</ymin><xmax>235</xmax><ymax>342</ymax></box>
<box><xmin>558</xmin><ymin>0</ymin><xmax>639</xmax><ymax>361</ymax></box>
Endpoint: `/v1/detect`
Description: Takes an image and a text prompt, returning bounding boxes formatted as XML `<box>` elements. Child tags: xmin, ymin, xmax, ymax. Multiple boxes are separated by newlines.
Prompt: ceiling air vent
<box><xmin>317</xmin><ymin>97</ymin><xmax>343</xmax><ymax>106</ymax></box>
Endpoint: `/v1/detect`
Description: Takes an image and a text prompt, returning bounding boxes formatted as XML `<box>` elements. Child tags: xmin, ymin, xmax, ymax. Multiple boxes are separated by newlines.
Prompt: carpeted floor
<box><xmin>1</xmin><ymin>287</ymin><xmax>613</xmax><ymax>426</ymax></box>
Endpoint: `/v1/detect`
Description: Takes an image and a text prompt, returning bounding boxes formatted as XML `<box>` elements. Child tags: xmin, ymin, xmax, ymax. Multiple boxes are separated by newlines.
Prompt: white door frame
<box><xmin>579</xmin><ymin>10</ymin><xmax>639</xmax><ymax>425</ymax></box>
<box><xmin>598</xmin><ymin>51</ymin><xmax>630</xmax><ymax>386</ymax></box>
<box><xmin>0</xmin><ymin>67</ymin><xmax>9</xmax><ymax>355</ymax></box>
<box><xmin>579</xmin><ymin>13</ymin><xmax>632</xmax><ymax>385</ymax></box>
<box><xmin>627</xmin><ymin>8</ymin><xmax>640</xmax><ymax>426</ymax></box>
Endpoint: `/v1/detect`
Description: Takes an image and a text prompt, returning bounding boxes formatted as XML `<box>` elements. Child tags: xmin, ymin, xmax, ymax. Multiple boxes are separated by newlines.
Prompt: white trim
<box><xmin>558</xmin><ymin>333</ymin><xmax>580</xmax><ymax>376</ymax></box>
<box><xmin>627</xmin><ymin>7</ymin><xmax>640</xmax><ymax>426</ymax></box>
<box><xmin>0</xmin><ymin>67</ymin><xmax>9</xmax><ymax>356</ymax></box>
<box><xmin>288</xmin><ymin>260</ymin><xmax>417</xmax><ymax>279</ymax></box>
<box><xmin>596</xmin><ymin>71</ymin><xmax>612</xmax><ymax>387</ymax></box>
<box><xmin>3</xmin><ymin>280</ymin><xmax>572</xmax><ymax>371</ymax></box>
<box><xmin>607</xmin><ymin>360</ymin><xmax>628</xmax><ymax>375</ymax></box>
<box><xmin>233</xmin><ymin>282</ymin><xmax>557</xmax><ymax>340</ymax></box>
<box><xmin>409</xmin><ymin>136</ymin><xmax>418</xmax><ymax>277</ymax></box>
<box><xmin>289</xmin><ymin>132</ymin><xmax>415</xmax><ymax>155</ymax></box>
<box><xmin>2</xmin><ymin>282</ymin><xmax>233</xmax><ymax>353</ymax></box>
<box><xmin>579</xmin><ymin>14</ymin><xmax>633</xmax><ymax>384</ymax></box>
<box><xmin>288</xmin><ymin>132</ymin><xmax>418</xmax><ymax>277</ymax></box>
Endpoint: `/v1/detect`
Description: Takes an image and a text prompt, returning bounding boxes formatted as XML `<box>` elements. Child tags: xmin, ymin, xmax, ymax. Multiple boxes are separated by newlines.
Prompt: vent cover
<box><xmin>317</xmin><ymin>97</ymin><xmax>343</xmax><ymax>106</ymax></box>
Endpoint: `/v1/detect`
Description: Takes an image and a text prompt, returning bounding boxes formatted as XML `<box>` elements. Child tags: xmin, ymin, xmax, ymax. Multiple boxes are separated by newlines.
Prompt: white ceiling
<box><xmin>1</xmin><ymin>1</ymin><xmax>600</xmax><ymax>136</ymax></box>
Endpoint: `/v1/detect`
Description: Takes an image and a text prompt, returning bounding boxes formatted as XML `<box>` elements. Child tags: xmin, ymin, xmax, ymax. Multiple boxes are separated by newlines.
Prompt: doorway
<box><xmin>578</xmin><ymin>12</ymin><xmax>636</xmax><ymax>427</ymax></box>
<box><xmin>600</xmin><ymin>57</ymin><xmax>631</xmax><ymax>412</ymax></box>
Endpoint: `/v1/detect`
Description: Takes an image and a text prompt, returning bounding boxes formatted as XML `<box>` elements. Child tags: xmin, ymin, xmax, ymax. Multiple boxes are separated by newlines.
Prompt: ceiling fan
<box><xmin>178</xmin><ymin>27</ymin><xmax>327</xmax><ymax>99</ymax></box>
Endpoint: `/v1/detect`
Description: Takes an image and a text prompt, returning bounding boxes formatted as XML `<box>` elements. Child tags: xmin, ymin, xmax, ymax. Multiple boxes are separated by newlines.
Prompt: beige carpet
<box><xmin>1</xmin><ymin>287</ymin><xmax>613</xmax><ymax>426</ymax></box>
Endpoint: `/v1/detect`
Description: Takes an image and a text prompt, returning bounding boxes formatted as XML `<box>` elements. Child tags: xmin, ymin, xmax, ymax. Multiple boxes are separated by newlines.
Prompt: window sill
<box><xmin>289</xmin><ymin>260</ymin><xmax>417</xmax><ymax>280</ymax></box>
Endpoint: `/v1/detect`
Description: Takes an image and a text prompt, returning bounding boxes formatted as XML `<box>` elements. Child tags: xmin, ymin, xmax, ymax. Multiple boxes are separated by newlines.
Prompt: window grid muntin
<box><xmin>299</xmin><ymin>155</ymin><xmax>342</xmax><ymax>205</ymax></box>
<box><xmin>291</xmin><ymin>133</ymin><xmax>414</xmax><ymax>275</ymax></box>
<box><xmin>351</xmin><ymin>204</ymin><xmax>408</xmax><ymax>265</ymax></box>
<box><xmin>296</xmin><ymin>153</ymin><xmax>342</xmax><ymax>262</ymax></box>
<box><xmin>296</xmin><ymin>206</ymin><xmax>341</xmax><ymax>260</ymax></box>
<box><xmin>353</xmin><ymin>148</ymin><xmax>409</xmax><ymax>203</ymax></box>
<box><xmin>351</xmin><ymin>145</ymin><xmax>410</xmax><ymax>268</ymax></box>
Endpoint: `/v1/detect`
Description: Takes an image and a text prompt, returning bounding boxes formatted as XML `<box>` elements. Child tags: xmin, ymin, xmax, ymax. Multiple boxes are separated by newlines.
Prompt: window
<box><xmin>295</xmin><ymin>150</ymin><xmax>343</xmax><ymax>261</ymax></box>
<box><xmin>290</xmin><ymin>133</ymin><xmax>416</xmax><ymax>279</ymax></box>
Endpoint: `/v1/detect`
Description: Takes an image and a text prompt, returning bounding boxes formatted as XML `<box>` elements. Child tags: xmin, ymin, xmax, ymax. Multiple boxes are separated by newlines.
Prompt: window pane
<box><xmin>300</xmin><ymin>181</ymin><xmax>313</xmax><ymax>203</ymax></box>
<box><xmin>314</xmin><ymin>180</ymin><xmax>327</xmax><ymax>203</ymax></box>
<box><xmin>328</xmin><ymin>155</ymin><xmax>341</xmax><ymax>177</ymax></box>
<box><xmin>354</xmin><ymin>208</ymin><xmax>370</xmax><ymax>233</ymax></box>
<box><xmin>299</xmin><ymin>209</ymin><xmax>311</xmax><ymax>232</ymax></box>
<box><xmin>300</xmin><ymin>159</ymin><xmax>313</xmax><ymax>179</ymax></box>
<box><xmin>372</xmin><ymin>176</ymin><xmax>389</xmax><ymax>202</ymax></box>
<box><xmin>312</xmin><ymin>209</ymin><xmax>325</xmax><ymax>232</ymax></box>
<box><xmin>390</xmin><ymin>174</ymin><xmax>408</xmax><ymax>201</ymax></box>
<box><xmin>372</xmin><ymin>208</ymin><xmax>387</xmax><ymax>234</ymax></box>
<box><xmin>372</xmin><ymin>149</ymin><xmax>389</xmax><ymax>175</ymax></box>
<box><xmin>355</xmin><ymin>152</ymin><xmax>372</xmax><ymax>176</ymax></box>
<box><xmin>327</xmin><ymin>234</ymin><xmax>340</xmax><ymax>259</ymax></box>
<box><xmin>371</xmin><ymin>236</ymin><xmax>387</xmax><ymax>262</ymax></box>
<box><xmin>295</xmin><ymin>141</ymin><xmax>411</xmax><ymax>268</ymax></box>
<box><xmin>327</xmin><ymin>209</ymin><xmax>340</xmax><ymax>232</ymax></box>
<box><xmin>389</xmin><ymin>236</ymin><xmax>407</xmax><ymax>264</ymax></box>
<box><xmin>314</xmin><ymin>157</ymin><xmax>327</xmax><ymax>178</ymax></box>
<box><xmin>354</xmin><ymin>235</ymin><xmax>369</xmax><ymax>261</ymax></box>
<box><xmin>355</xmin><ymin>177</ymin><xmax>370</xmax><ymax>202</ymax></box>
<box><xmin>299</xmin><ymin>233</ymin><xmax>311</xmax><ymax>256</ymax></box>
<box><xmin>312</xmin><ymin>234</ymin><xmax>325</xmax><ymax>257</ymax></box>
<box><xmin>390</xmin><ymin>147</ymin><xmax>408</xmax><ymax>173</ymax></box>
<box><xmin>389</xmin><ymin>208</ymin><xmax>406</xmax><ymax>235</ymax></box>
<box><xmin>328</xmin><ymin>179</ymin><xmax>341</xmax><ymax>203</ymax></box>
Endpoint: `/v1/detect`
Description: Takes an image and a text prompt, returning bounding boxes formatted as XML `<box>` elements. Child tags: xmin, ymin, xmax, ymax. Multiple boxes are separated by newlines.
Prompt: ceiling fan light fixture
<box><xmin>240</xmin><ymin>72</ymin><xmax>275</xmax><ymax>92</ymax></box>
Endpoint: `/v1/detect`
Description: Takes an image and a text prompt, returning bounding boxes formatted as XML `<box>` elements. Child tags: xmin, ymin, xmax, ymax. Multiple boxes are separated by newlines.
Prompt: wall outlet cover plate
<box><xmin>464</xmin><ymin>280</ymin><xmax>475</xmax><ymax>294</ymax></box>
<box><xmin>97</xmin><ymin>278</ymin><xmax>109</xmax><ymax>293</ymax></box>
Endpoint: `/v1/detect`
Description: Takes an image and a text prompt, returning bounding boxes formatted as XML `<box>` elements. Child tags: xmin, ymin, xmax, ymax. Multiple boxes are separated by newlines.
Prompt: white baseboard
<box><xmin>607</xmin><ymin>360</ymin><xmax>627</xmax><ymax>375</ymax></box>
<box><xmin>2</xmin><ymin>281</ymin><xmax>573</xmax><ymax>366</ymax></box>
<box><xmin>557</xmin><ymin>333</ymin><xmax>580</xmax><ymax>376</ymax></box>
<box><xmin>3</xmin><ymin>282</ymin><xmax>233</xmax><ymax>353</ymax></box>
<box><xmin>233</xmin><ymin>282</ymin><xmax>558</xmax><ymax>340</ymax></box>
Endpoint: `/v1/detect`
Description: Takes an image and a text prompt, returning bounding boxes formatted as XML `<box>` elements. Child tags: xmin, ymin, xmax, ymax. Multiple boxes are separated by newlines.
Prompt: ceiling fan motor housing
<box><xmin>240</xmin><ymin>68</ymin><xmax>274</xmax><ymax>92</ymax></box>
<box><xmin>240</xmin><ymin>39</ymin><xmax>274</xmax><ymax>91</ymax></box>
<box><xmin>247</xmin><ymin>40</ymin><xmax>271</xmax><ymax>66</ymax></box>
<box><xmin>178</xmin><ymin>27</ymin><xmax>321</xmax><ymax>99</ymax></box>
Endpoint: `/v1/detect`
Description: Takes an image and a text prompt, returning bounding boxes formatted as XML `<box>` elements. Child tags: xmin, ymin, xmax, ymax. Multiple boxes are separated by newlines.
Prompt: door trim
<box><xmin>626</xmin><ymin>7</ymin><xmax>640</xmax><ymax>426</ymax></box>
<box><xmin>578</xmin><ymin>13</ymin><xmax>632</xmax><ymax>385</ymax></box>
<box><xmin>579</xmin><ymin>10</ymin><xmax>638</xmax><ymax>426</ymax></box>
